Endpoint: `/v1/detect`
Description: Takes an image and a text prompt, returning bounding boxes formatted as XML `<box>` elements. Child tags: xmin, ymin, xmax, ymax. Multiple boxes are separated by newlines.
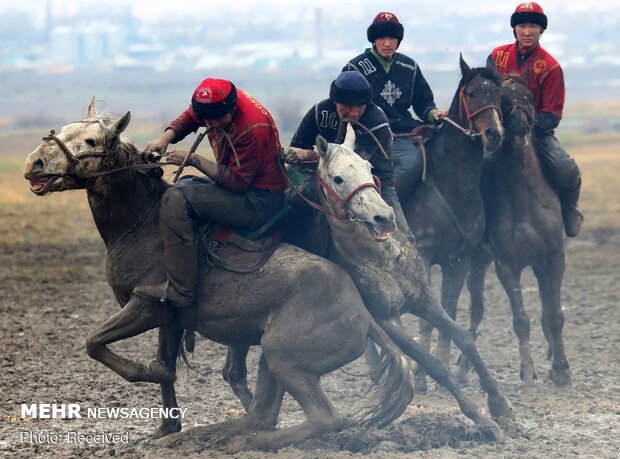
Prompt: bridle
<box><xmin>284</xmin><ymin>153</ymin><xmax>381</xmax><ymax>221</ymax></box>
<box><xmin>40</xmin><ymin>127</ymin><xmax>162</xmax><ymax>180</ymax></box>
<box><xmin>315</xmin><ymin>165</ymin><xmax>381</xmax><ymax>220</ymax></box>
<box><xmin>442</xmin><ymin>77</ymin><xmax>503</xmax><ymax>139</ymax></box>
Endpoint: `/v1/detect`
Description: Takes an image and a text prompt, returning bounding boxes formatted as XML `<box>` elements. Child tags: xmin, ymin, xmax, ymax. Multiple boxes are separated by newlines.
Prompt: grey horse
<box><xmin>23</xmin><ymin>99</ymin><xmax>415</xmax><ymax>451</ymax></box>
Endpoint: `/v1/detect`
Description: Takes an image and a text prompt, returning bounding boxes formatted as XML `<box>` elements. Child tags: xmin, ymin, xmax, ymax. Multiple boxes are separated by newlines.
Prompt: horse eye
<box><xmin>85</xmin><ymin>138</ymin><xmax>96</xmax><ymax>147</ymax></box>
<box><xmin>333</xmin><ymin>176</ymin><xmax>344</xmax><ymax>185</ymax></box>
<box><xmin>466</xmin><ymin>90</ymin><xmax>475</xmax><ymax>98</ymax></box>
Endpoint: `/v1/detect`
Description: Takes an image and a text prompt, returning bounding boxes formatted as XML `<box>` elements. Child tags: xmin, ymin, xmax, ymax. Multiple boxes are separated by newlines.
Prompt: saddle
<box><xmin>199</xmin><ymin>206</ymin><xmax>293</xmax><ymax>274</ymax></box>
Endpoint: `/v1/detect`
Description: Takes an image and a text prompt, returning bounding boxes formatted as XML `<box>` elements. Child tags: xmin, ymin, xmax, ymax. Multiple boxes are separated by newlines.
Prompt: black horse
<box><xmin>459</xmin><ymin>75</ymin><xmax>571</xmax><ymax>387</ymax></box>
<box><xmin>399</xmin><ymin>56</ymin><xmax>504</xmax><ymax>387</ymax></box>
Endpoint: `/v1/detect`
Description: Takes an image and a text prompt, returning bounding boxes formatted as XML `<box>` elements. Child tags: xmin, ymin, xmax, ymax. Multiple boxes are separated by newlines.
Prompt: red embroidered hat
<box><xmin>191</xmin><ymin>78</ymin><xmax>237</xmax><ymax>120</ymax></box>
<box><xmin>367</xmin><ymin>11</ymin><xmax>404</xmax><ymax>44</ymax></box>
<box><xmin>511</xmin><ymin>2</ymin><xmax>547</xmax><ymax>30</ymax></box>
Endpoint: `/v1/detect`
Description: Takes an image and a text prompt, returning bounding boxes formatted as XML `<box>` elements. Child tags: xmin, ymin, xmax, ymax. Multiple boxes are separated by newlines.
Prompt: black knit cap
<box><xmin>367</xmin><ymin>11</ymin><xmax>404</xmax><ymax>43</ymax></box>
<box><xmin>510</xmin><ymin>2</ymin><xmax>548</xmax><ymax>30</ymax></box>
<box><xmin>329</xmin><ymin>71</ymin><xmax>372</xmax><ymax>105</ymax></box>
<box><xmin>191</xmin><ymin>78</ymin><xmax>238</xmax><ymax>120</ymax></box>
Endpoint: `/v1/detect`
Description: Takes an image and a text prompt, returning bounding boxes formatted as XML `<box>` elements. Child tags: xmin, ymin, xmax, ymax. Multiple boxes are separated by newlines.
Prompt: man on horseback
<box><xmin>135</xmin><ymin>78</ymin><xmax>287</xmax><ymax>308</ymax></box>
<box><xmin>343</xmin><ymin>12</ymin><xmax>446</xmax><ymax>197</ymax></box>
<box><xmin>487</xmin><ymin>2</ymin><xmax>583</xmax><ymax>237</ymax></box>
<box><xmin>282</xmin><ymin>70</ymin><xmax>415</xmax><ymax>242</ymax></box>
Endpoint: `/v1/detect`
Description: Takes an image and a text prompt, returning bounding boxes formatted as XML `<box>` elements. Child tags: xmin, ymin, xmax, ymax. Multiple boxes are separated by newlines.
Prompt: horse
<box><xmin>23</xmin><ymin>99</ymin><xmax>415</xmax><ymax>451</ymax></box>
<box><xmin>312</xmin><ymin>128</ymin><xmax>515</xmax><ymax>436</ymax></box>
<box><xmin>458</xmin><ymin>75</ymin><xmax>570</xmax><ymax>387</ymax></box>
<box><xmin>399</xmin><ymin>56</ymin><xmax>504</xmax><ymax>387</ymax></box>
<box><xmin>222</xmin><ymin>124</ymin><xmax>515</xmax><ymax>441</ymax></box>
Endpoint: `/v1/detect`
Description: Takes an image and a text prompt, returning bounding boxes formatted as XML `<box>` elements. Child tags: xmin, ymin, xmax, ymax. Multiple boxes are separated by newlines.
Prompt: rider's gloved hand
<box><xmin>427</xmin><ymin>108</ymin><xmax>447</xmax><ymax>124</ymax></box>
<box><xmin>281</xmin><ymin>147</ymin><xmax>318</xmax><ymax>165</ymax></box>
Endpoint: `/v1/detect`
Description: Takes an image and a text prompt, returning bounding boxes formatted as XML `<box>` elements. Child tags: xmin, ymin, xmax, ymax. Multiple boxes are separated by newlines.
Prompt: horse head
<box><xmin>24</xmin><ymin>97</ymin><xmax>139</xmax><ymax>195</ymax></box>
<box><xmin>454</xmin><ymin>55</ymin><xmax>504</xmax><ymax>153</ymax></box>
<box><xmin>500</xmin><ymin>75</ymin><xmax>535</xmax><ymax>148</ymax></box>
<box><xmin>315</xmin><ymin>124</ymin><xmax>396</xmax><ymax>240</ymax></box>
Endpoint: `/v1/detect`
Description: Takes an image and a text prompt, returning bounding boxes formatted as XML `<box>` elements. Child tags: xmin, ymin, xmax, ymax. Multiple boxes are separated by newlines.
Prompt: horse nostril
<box><xmin>374</xmin><ymin>215</ymin><xmax>387</xmax><ymax>224</ymax></box>
<box><xmin>33</xmin><ymin>159</ymin><xmax>45</xmax><ymax>173</ymax></box>
<box><xmin>485</xmin><ymin>129</ymin><xmax>498</xmax><ymax>141</ymax></box>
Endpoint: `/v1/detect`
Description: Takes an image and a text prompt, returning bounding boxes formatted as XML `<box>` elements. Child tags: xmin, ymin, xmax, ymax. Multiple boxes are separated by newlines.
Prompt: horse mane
<box><xmin>461</xmin><ymin>66</ymin><xmax>500</xmax><ymax>89</ymax></box>
<box><xmin>96</xmin><ymin>113</ymin><xmax>170</xmax><ymax>196</ymax></box>
<box><xmin>500</xmin><ymin>73</ymin><xmax>528</xmax><ymax>88</ymax></box>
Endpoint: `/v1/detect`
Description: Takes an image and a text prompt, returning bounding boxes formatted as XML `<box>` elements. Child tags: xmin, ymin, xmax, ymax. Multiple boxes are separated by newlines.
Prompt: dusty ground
<box><xmin>0</xmin><ymin>142</ymin><xmax>618</xmax><ymax>458</ymax></box>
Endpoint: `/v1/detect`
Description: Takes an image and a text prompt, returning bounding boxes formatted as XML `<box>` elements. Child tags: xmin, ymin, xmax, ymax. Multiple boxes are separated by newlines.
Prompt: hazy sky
<box><xmin>2</xmin><ymin>0</ymin><xmax>619</xmax><ymax>24</ymax></box>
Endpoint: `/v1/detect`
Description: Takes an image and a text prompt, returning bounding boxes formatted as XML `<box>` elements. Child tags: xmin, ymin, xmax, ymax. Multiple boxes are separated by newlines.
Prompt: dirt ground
<box><xmin>0</xmin><ymin>143</ymin><xmax>618</xmax><ymax>458</ymax></box>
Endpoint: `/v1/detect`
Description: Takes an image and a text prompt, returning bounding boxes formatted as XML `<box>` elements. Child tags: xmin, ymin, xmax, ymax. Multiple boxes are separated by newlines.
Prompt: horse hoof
<box><xmin>519</xmin><ymin>363</ymin><xmax>537</xmax><ymax>385</ymax></box>
<box><xmin>414</xmin><ymin>374</ymin><xmax>428</xmax><ymax>394</ymax></box>
<box><xmin>148</xmin><ymin>360</ymin><xmax>176</xmax><ymax>384</ymax></box>
<box><xmin>153</xmin><ymin>419</ymin><xmax>181</xmax><ymax>439</ymax></box>
<box><xmin>551</xmin><ymin>368</ymin><xmax>572</xmax><ymax>387</ymax></box>
<box><xmin>488</xmin><ymin>394</ymin><xmax>516</xmax><ymax>421</ymax></box>
<box><xmin>476</xmin><ymin>419</ymin><xmax>504</xmax><ymax>443</ymax></box>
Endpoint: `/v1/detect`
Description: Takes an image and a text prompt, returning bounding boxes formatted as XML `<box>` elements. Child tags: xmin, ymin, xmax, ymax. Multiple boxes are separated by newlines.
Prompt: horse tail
<box><xmin>354</xmin><ymin>319</ymin><xmax>414</xmax><ymax>429</ymax></box>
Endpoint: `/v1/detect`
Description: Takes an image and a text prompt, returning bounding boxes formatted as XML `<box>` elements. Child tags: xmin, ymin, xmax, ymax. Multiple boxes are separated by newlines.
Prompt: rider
<box><xmin>487</xmin><ymin>2</ymin><xmax>583</xmax><ymax>237</ymax></box>
<box><xmin>343</xmin><ymin>11</ymin><xmax>446</xmax><ymax>197</ymax></box>
<box><xmin>134</xmin><ymin>78</ymin><xmax>287</xmax><ymax>308</ymax></box>
<box><xmin>283</xmin><ymin>70</ymin><xmax>415</xmax><ymax>242</ymax></box>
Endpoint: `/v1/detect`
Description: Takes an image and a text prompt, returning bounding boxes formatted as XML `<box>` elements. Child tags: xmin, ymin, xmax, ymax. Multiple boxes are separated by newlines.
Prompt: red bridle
<box><xmin>315</xmin><ymin>166</ymin><xmax>381</xmax><ymax>219</ymax></box>
<box><xmin>458</xmin><ymin>85</ymin><xmax>503</xmax><ymax>135</ymax></box>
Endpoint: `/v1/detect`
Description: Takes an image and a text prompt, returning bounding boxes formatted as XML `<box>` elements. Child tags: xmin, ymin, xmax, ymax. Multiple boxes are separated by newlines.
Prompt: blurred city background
<box><xmin>1</xmin><ymin>0</ymin><xmax>619</xmax><ymax>144</ymax></box>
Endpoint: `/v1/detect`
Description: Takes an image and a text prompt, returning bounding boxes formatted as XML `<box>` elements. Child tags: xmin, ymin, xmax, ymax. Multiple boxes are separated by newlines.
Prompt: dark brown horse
<box><xmin>23</xmin><ymin>100</ymin><xmax>415</xmax><ymax>451</ymax></box>
<box><xmin>458</xmin><ymin>76</ymin><xmax>570</xmax><ymax>387</ymax></box>
<box><xmin>400</xmin><ymin>56</ymin><xmax>504</xmax><ymax>387</ymax></box>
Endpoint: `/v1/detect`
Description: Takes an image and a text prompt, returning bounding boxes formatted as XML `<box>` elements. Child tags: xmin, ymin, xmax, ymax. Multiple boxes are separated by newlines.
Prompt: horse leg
<box><xmin>162</xmin><ymin>353</ymin><xmax>285</xmax><ymax>450</ymax></box>
<box><xmin>155</xmin><ymin>326</ymin><xmax>184</xmax><ymax>438</ymax></box>
<box><xmin>414</xmin><ymin>261</ymin><xmax>434</xmax><ymax>393</ymax></box>
<box><xmin>533</xmin><ymin>258</ymin><xmax>571</xmax><ymax>386</ymax></box>
<box><xmin>379</xmin><ymin>318</ymin><xmax>503</xmax><ymax>441</ymax></box>
<box><xmin>494</xmin><ymin>262</ymin><xmax>537</xmax><ymax>386</ymax></box>
<box><xmin>414</xmin><ymin>317</ymin><xmax>433</xmax><ymax>393</ymax></box>
<box><xmin>85</xmin><ymin>296</ymin><xmax>176</xmax><ymax>383</ymax></box>
<box><xmin>223</xmin><ymin>345</ymin><xmax>254</xmax><ymax>411</ymax></box>
<box><xmin>458</xmin><ymin>247</ymin><xmax>493</xmax><ymax>384</ymax></box>
<box><xmin>436</xmin><ymin>263</ymin><xmax>469</xmax><ymax>368</ymax></box>
<box><xmin>413</xmin><ymin>293</ymin><xmax>515</xmax><ymax>421</ymax></box>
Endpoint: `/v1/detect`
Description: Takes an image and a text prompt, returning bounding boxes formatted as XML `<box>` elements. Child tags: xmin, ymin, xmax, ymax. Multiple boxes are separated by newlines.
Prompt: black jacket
<box><xmin>345</xmin><ymin>49</ymin><xmax>437</xmax><ymax>134</ymax></box>
<box><xmin>290</xmin><ymin>99</ymin><xmax>394</xmax><ymax>182</ymax></box>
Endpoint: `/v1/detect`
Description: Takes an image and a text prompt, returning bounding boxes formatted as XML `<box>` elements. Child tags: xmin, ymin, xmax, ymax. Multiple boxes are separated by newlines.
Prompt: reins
<box><xmin>42</xmin><ymin>130</ymin><xmax>164</xmax><ymax>179</ymax></box>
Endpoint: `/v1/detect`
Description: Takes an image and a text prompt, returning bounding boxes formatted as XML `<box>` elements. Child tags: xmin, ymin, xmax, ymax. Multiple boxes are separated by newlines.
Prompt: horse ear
<box><xmin>343</xmin><ymin>123</ymin><xmax>356</xmax><ymax>151</ymax></box>
<box><xmin>315</xmin><ymin>134</ymin><xmax>331</xmax><ymax>161</ymax></box>
<box><xmin>111</xmin><ymin>111</ymin><xmax>131</xmax><ymax>136</ymax></box>
<box><xmin>459</xmin><ymin>53</ymin><xmax>471</xmax><ymax>76</ymax></box>
<box><xmin>86</xmin><ymin>97</ymin><xmax>97</xmax><ymax>118</ymax></box>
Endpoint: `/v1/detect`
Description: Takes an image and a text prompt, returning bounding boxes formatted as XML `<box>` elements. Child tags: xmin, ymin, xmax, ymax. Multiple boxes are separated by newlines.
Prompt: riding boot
<box><xmin>559</xmin><ymin>180</ymin><xmax>583</xmax><ymax>238</ymax></box>
<box><xmin>134</xmin><ymin>224</ymin><xmax>198</xmax><ymax>308</ymax></box>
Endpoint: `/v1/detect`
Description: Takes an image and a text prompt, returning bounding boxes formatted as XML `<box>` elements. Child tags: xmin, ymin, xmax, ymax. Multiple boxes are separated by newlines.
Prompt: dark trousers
<box><xmin>168</xmin><ymin>176</ymin><xmax>285</xmax><ymax>239</ymax></box>
<box><xmin>392</xmin><ymin>137</ymin><xmax>424</xmax><ymax>198</ymax></box>
<box><xmin>533</xmin><ymin>131</ymin><xmax>581</xmax><ymax>192</ymax></box>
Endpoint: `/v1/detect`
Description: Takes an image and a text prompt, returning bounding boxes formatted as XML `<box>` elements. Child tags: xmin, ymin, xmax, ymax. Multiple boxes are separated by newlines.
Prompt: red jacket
<box><xmin>168</xmin><ymin>89</ymin><xmax>287</xmax><ymax>194</ymax></box>
<box><xmin>490</xmin><ymin>42</ymin><xmax>565</xmax><ymax>118</ymax></box>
